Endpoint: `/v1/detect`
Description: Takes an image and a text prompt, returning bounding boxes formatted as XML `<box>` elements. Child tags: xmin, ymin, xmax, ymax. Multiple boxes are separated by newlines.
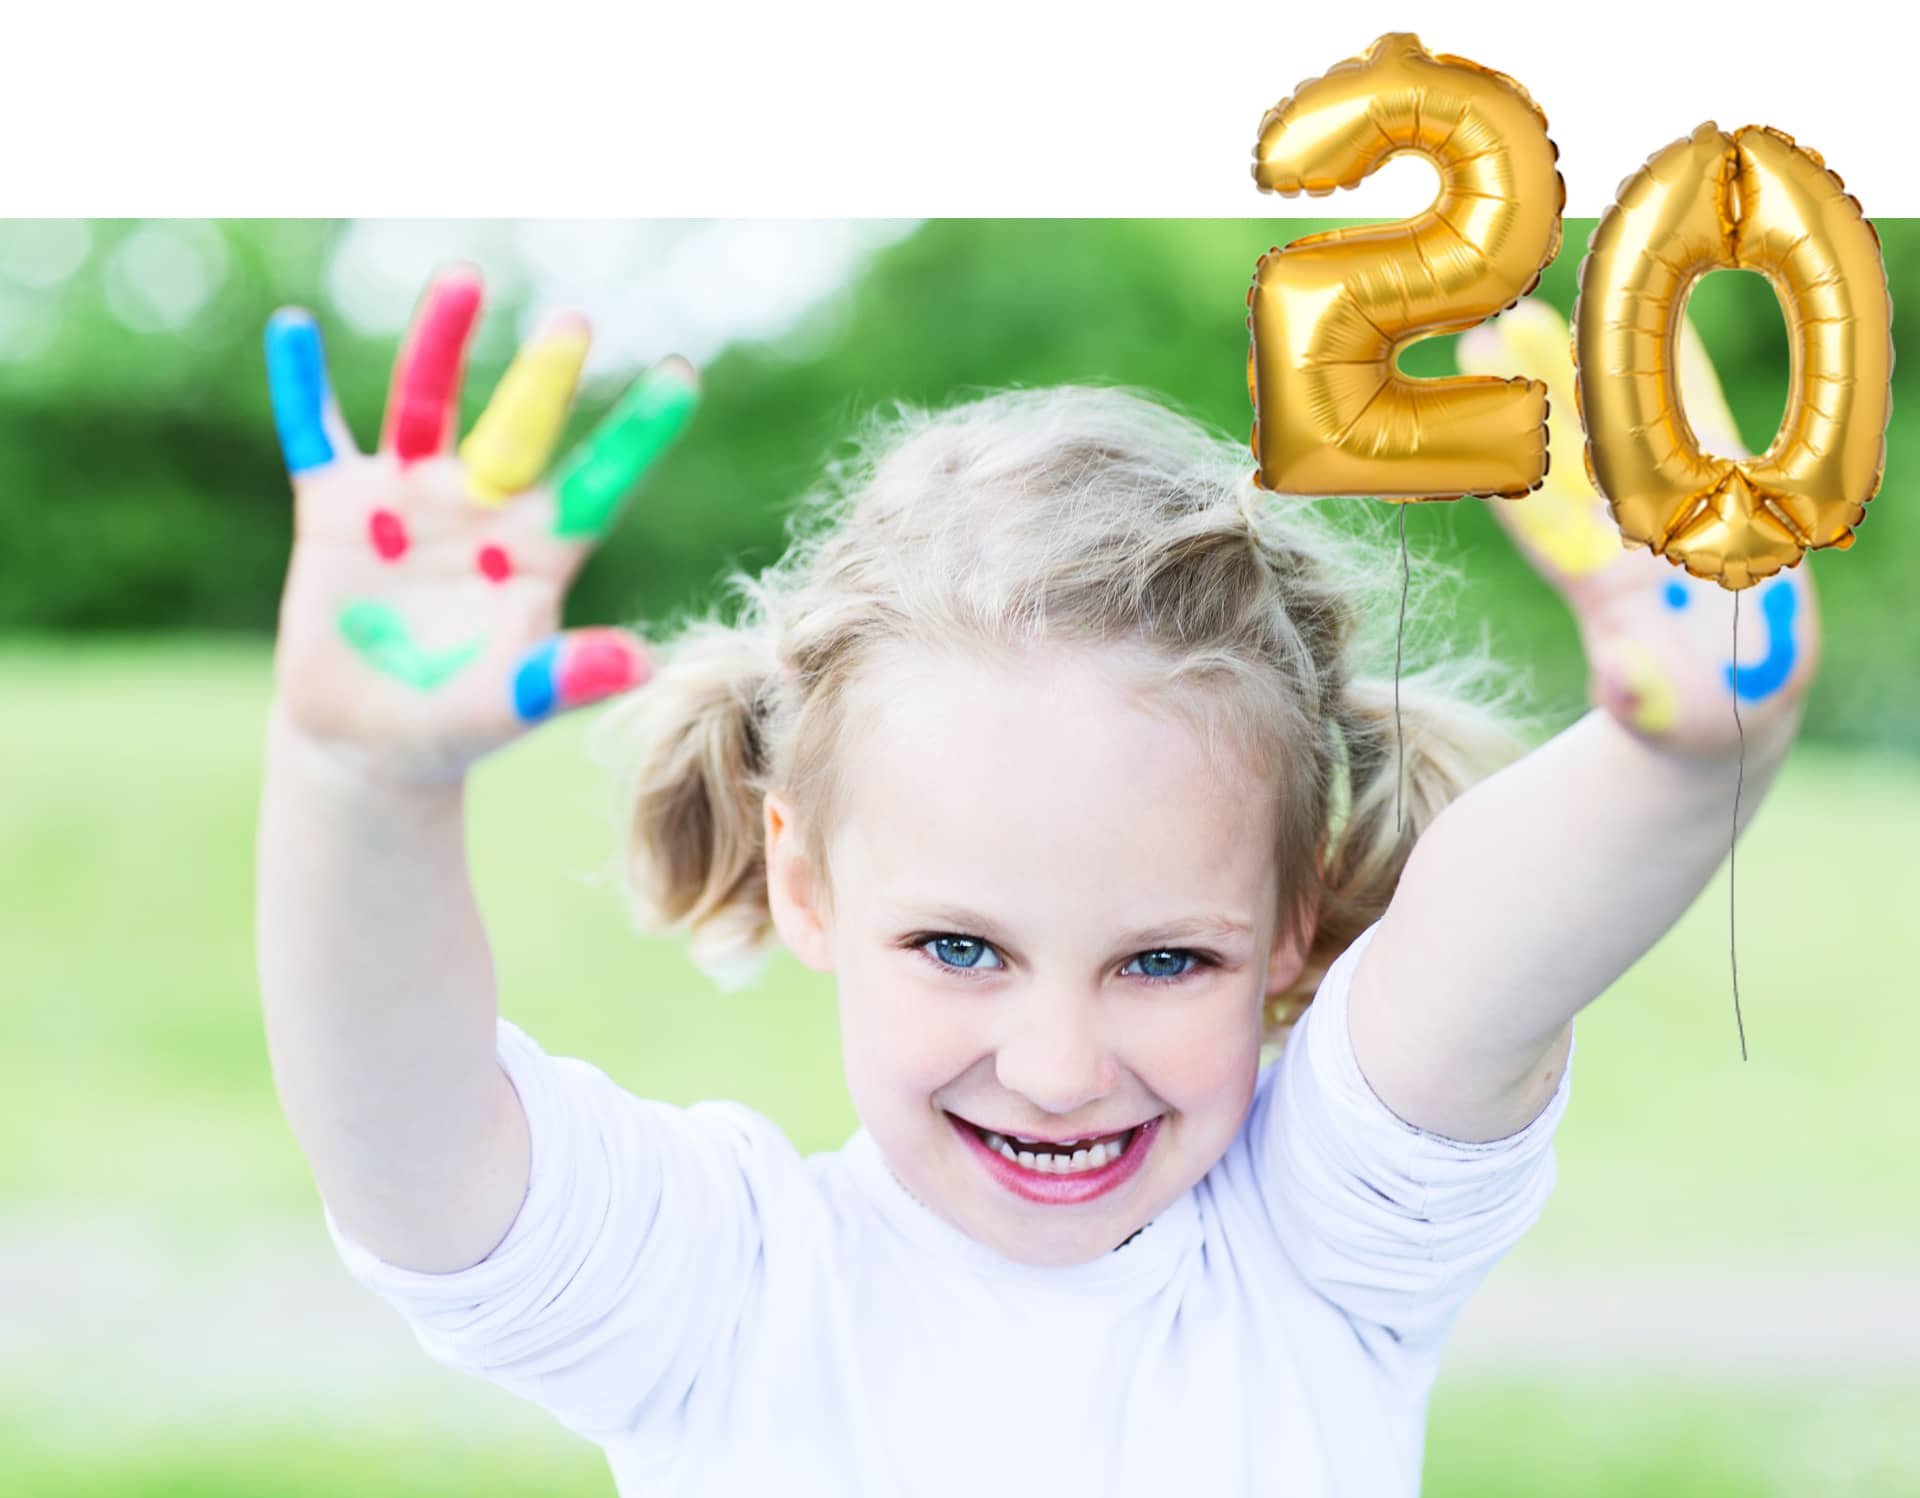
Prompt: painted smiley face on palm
<box><xmin>265</xmin><ymin>276</ymin><xmax>697</xmax><ymax>727</ymax></box>
<box><xmin>1670</xmin><ymin>575</ymin><xmax>1801</xmax><ymax>702</ymax></box>
<box><xmin>1583</xmin><ymin>565</ymin><xmax>1817</xmax><ymax>753</ymax></box>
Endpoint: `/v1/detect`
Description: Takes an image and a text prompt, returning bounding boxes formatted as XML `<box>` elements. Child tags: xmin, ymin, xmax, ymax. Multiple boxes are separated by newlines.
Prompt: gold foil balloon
<box><xmin>1247</xmin><ymin>32</ymin><xmax>1566</xmax><ymax>500</ymax></box>
<box><xmin>1457</xmin><ymin>297</ymin><xmax>1749</xmax><ymax>587</ymax></box>
<box><xmin>1574</xmin><ymin>121</ymin><xmax>1893</xmax><ymax>590</ymax></box>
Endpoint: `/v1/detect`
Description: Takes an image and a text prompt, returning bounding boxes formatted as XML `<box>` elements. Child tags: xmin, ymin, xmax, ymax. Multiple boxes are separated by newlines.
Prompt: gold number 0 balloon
<box><xmin>1247</xmin><ymin>32</ymin><xmax>1566</xmax><ymax>500</ymax></box>
<box><xmin>1575</xmin><ymin>122</ymin><xmax>1893</xmax><ymax>589</ymax></box>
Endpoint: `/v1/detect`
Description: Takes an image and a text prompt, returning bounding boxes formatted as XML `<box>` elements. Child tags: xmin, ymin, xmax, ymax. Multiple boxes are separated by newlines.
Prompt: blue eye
<box><xmin>1121</xmin><ymin>952</ymin><xmax>1198</xmax><ymax>990</ymax></box>
<box><xmin>924</xmin><ymin>936</ymin><xmax>1003</xmax><ymax>972</ymax></box>
<box><xmin>913</xmin><ymin>929</ymin><xmax>1213</xmax><ymax>990</ymax></box>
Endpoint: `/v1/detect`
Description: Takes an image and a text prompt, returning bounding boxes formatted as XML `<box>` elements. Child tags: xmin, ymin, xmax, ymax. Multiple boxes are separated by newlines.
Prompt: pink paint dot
<box><xmin>477</xmin><ymin>544</ymin><xmax>512</xmax><ymax>583</ymax></box>
<box><xmin>369</xmin><ymin>509</ymin><xmax>408</xmax><ymax>562</ymax></box>
<box><xmin>558</xmin><ymin>630</ymin><xmax>649</xmax><ymax>705</ymax></box>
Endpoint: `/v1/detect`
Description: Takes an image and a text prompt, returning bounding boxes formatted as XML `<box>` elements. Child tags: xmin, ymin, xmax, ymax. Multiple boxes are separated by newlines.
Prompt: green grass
<box><xmin>1425</xmin><ymin>1377</ymin><xmax>1920</xmax><ymax>1496</ymax></box>
<box><xmin>0</xmin><ymin>636</ymin><xmax>852</xmax><ymax>1224</ymax></box>
<box><xmin>3</xmin><ymin>1377</ymin><xmax>1916</xmax><ymax>1497</ymax></box>
<box><xmin>3</xmin><ymin>638</ymin><xmax>1917</xmax><ymax>1491</ymax></box>
<box><xmin>0</xmin><ymin>1414</ymin><xmax>613</xmax><ymax>1498</ymax></box>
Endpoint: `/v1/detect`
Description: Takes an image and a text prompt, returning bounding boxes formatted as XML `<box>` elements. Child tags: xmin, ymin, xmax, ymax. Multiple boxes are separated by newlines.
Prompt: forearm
<box><xmin>1350</xmin><ymin>701</ymin><xmax>1798</xmax><ymax>1141</ymax></box>
<box><xmin>1418</xmin><ymin>701</ymin><xmax>1795</xmax><ymax>1048</ymax></box>
<box><xmin>255</xmin><ymin>700</ymin><xmax>530</xmax><ymax>1272</ymax></box>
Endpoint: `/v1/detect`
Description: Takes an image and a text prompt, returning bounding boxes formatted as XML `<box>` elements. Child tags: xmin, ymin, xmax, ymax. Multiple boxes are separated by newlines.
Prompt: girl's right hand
<box><xmin>264</xmin><ymin>263</ymin><xmax>700</xmax><ymax>786</ymax></box>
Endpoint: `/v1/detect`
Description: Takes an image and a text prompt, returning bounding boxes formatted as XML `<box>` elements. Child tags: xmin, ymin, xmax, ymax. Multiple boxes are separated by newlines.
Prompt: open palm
<box><xmin>1458</xmin><ymin>297</ymin><xmax>1820</xmax><ymax>760</ymax></box>
<box><xmin>266</xmin><ymin>265</ymin><xmax>699</xmax><ymax>784</ymax></box>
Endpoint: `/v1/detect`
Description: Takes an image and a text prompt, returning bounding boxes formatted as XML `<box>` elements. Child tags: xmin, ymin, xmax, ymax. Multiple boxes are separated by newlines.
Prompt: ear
<box><xmin>1264</xmin><ymin>833</ymin><xmax>1331</xmax><ymax>998</ymax></box>
<box><xmin>763</xmin><ymin>789</ymin><xmax>834</xmax><ymax>974</ymax></box>
<box><xmin>1264</xmin><ymin>887</ymin><xmax>1320</xmax><ymax>1000</ymax></box>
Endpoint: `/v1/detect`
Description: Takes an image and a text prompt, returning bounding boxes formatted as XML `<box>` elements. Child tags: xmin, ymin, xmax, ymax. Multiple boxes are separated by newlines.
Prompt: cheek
<box><xmin>1133</xmin><ymin>990</ymin><xmax>1265</xmax><ymax>1108</ymax></box>
<box><xmin>839</xmin><ymin>973</ymin><xmax>980</xmax><ymax>1104</ymax></box>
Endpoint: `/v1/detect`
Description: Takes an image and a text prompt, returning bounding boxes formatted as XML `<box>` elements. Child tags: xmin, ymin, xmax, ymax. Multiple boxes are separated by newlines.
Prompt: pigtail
<box><xmin>1264</xmin><ymin>659</ymin><xmax>1536</xmax><ymax>1040</ymax></box>
<box><xmin>589</xmin><ymin>616</ymin><xmax>784</xmax><ymax>993</ymax></box>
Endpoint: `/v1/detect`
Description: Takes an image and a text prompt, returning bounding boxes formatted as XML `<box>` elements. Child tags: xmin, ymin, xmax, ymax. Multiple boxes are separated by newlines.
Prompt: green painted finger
<box><xmin>550</xmin><ymin>361</ymin><xmax>700</xmax><ymax>540</ymax></box>
<box><xmin>339</xmin><ymin>601</ymin><xmax>485</xmax><ymax>690</ymax></box>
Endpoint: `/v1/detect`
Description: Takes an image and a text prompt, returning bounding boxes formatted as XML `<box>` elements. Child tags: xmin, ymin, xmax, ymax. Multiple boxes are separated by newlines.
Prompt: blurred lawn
<box><xmin>4</xmin><ymin>1377</ymin><xmax>1918</xmax><ymax>1497</ymax></box>
<box><xmin>2</xmin><ymin>638</ymin><xmax>1917</xmax><ymax>1494</ymax></box>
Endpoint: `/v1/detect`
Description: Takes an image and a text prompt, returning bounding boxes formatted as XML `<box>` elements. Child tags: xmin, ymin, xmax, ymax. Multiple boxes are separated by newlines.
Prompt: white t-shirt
<box><xmin>325</xmin><ymin>919</ymin><xmax>1573</xmax><ymax>1496</ymax></box>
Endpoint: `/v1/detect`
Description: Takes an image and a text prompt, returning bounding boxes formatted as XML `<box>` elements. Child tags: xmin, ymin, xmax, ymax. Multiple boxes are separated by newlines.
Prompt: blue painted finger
<box><xmin>511</xmin><ymin>638</ymin><xmax>562</xmax><ymax>722</ymax></box>
<box><xmin>265</xmin><ymin>309</ymin><xmax>336</xmax><ymax>473</ymax></box>
<box><xmin>510</xmin><ymin>630</ymin><xmax>650</xmax><ymax>724</ymax></box>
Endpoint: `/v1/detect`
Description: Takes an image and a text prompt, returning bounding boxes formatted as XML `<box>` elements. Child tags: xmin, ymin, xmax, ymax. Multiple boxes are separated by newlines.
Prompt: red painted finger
<box><xmin>510</xmin><ymin>628</ymin><xmax>653</xmax><ymax>723</ymax></box>
<box><xmin>383</xmin><ymin>270</ymin><xmax>484</xmax><ymax>464</ymax></box>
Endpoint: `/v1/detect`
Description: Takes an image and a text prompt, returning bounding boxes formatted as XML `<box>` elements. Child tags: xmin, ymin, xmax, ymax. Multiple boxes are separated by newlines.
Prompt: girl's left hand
<box><xmin>1457</xmin><ymin>298</ymin><xmax>1822</xmax><ymax>761</ymax></box>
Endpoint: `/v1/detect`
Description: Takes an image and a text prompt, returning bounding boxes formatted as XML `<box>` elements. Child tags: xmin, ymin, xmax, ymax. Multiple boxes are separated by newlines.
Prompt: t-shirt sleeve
<box><xmin>321</xmin><ymin>1017</ymin><xmax>799</xmax><ymax>1447</ymax></box>
<box><xmin>1254</xmin><ymin>918</ymin><xmax>1574</xmax><ymax>1355</ymax></box>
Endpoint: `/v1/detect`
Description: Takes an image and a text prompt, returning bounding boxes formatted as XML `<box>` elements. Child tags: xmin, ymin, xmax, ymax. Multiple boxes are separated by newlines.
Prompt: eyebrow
<box><xmin>900</xmin><ymin>905</ymin><xmax>1253</xmax><ymax>952</ymax></box>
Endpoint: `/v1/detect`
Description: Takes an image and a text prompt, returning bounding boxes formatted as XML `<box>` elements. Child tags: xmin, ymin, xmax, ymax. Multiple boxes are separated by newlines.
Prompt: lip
<box><xmin>949</xmin><ymin>1111</ymin><xmax>1160</xmax><ymax>1206</ymax></box>
<box><xmin>957</xmin><ymin>1117</ymin><xmax>1149</xmax><ymax>1147</ymax></box>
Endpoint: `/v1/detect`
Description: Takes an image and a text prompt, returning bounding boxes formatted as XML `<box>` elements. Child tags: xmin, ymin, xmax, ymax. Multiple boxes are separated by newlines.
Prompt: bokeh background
<box><xmin>2</xmin><ymin>218</ymin><xmax>1915</xmax><ymax>1495</ymax></box>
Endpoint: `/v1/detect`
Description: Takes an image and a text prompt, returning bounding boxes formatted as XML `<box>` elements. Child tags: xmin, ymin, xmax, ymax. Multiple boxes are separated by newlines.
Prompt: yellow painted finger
<box><xmin>459</xmin><ymin>321</ymin><xmax>592</xmax><ymax>505</ymax></box>
<box><xmin>1459</xmin><ymin>299</ymin><xmax>1620</xmax><ymax>579</ymax></box>
<box><xmin>1470</xmin><ymin>295</ymin><xmax>1577</xmax><ymax>412</ymax></box>
<box><xmin>1673</xmin><ymin>312</ymin><xmax>1750</xmax><ymax>461</ymax></box>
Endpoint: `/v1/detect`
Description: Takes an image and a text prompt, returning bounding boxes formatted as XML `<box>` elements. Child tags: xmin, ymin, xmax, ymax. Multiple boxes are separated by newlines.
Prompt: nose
<box><xmin>991</xmin><ymin>989</ymin><xmax>1118</xmax><ymax>1120</ymax></box>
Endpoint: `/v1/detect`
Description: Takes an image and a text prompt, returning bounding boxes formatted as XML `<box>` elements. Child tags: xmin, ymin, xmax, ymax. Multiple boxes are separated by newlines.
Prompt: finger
<box><xmin>264</xmin><ymin>308</ymin><xmax>355</xmax><ymax>474</ymax></box>
<box><xmin>1674</xmin><ymin>314</ymin><xmax>1751</xmax><ymax>461</ymax></box>
<box><xmin>1460</xmin><ymin>296</ymin><xmax>1577</xmax><ymax>417</ymax></box>
<box><xmin>548</xmin><ymin>357</ymin><xmax>701</xmax><ymax>541</ymax></box>
<box><xmin>382</xmin><ymin>267</ymin><xmax>485</xmax><ymax>464</ymax></box>
<box><xmin>459</xmin><ymin>313</ymin><xmax>592</xmax><ymax>506</ymax></box>
<box><xmin>1458</xmin><ymin>299</ymin><xmax>1622</xmax><ymax>585</ymax></box>
<box><xmin>508</xmin><ymin>627</ymin><xmax>654</xmax><ymax>725</ymax></box>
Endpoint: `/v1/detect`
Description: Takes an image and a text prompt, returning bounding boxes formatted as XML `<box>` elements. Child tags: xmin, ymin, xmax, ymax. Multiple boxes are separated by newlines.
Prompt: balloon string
<box><xmin>1394</xmin><ymin>503</ymin><xmax>1408</xmax><ymax>837</ymax></box>
<box><xmin>1731</xmin><ymin>590</ymin><xmax>1747</xmax><ymax>1063</ymax></box>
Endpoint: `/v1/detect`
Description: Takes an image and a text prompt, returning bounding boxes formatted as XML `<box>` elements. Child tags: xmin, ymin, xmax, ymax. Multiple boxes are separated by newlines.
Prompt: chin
<box><xmin>976</xmin><ymin>1213</ymin><xmax>1138</xmax><ymax>1268</ymax></box>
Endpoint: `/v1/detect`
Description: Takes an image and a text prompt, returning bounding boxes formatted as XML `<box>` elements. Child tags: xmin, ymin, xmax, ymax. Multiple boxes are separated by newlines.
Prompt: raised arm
<box><xmin>1346</xmin><ymin>299</ymin><xmax>1822</xmax><ymax>1143</ymax></box>
<box><xmin>254</xmin><ymin>266</ymin><xmax>698</xmax><ymax>1271</ymax></box>
<box><xmin>258</xmin><ymin>707</ymin><xmax>526</xmax><ymax>1273</ymax></box>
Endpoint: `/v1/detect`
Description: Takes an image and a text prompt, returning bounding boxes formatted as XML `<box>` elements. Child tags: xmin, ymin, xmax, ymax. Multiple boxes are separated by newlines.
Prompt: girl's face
<box><xmin>764</xmin><ymin>642</ymin><xmax>1313</xmax><ymax>1268</ymax></box>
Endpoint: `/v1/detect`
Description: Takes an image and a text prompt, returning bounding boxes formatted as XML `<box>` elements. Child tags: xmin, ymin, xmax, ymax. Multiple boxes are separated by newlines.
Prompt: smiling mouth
<box><xmin>948</xmin><ymin>1110</ymin><xmax>1161</xmax><ymax>1204</ymax></box>
<box><xmin>948</xmin><ymin>1112</ymin><xmax>1157</xmax><ymax>1176</ymax></box>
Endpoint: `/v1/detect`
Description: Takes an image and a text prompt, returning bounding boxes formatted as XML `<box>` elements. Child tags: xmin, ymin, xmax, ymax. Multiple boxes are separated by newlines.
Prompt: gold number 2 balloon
<box><xmin>1247</xmin><ymin>32</ymin><xmax>1565</xmax><ymax>500</ymax></box>
<box><xmin>1575</xmin><ymin>122</ymin><xmax>1893</xmax><ymax>590</ymax></box>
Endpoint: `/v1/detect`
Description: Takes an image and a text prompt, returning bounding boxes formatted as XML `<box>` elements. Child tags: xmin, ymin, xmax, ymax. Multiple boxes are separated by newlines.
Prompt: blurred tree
<box><xmin>0</xmin><ymin>217</ymin><xmax>1911</xmax><ymax>748</ymax></box>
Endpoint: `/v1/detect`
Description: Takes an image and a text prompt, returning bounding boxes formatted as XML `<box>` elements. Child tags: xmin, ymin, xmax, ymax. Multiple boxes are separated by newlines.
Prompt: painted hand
<box><xmin>264</xmin><ymin>264</ymin><xmax>701</xmax><ymax>783</ymax></box>
<box><xmin>1457</xmin><ymin>299</ymin><xmax>1820</xmax><ymax>761</ymax></box>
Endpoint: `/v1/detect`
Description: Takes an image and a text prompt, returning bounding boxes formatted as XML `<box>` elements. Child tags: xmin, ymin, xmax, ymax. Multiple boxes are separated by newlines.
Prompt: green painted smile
<box><xmin>338</xmin><ymin>601</ymin><xmax>484</xmax><ymax>690</ymax></box>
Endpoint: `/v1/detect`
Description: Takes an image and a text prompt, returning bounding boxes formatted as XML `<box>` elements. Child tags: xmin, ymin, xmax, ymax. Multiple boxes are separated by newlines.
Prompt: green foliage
<box><xmin>0</xmin><ymin>217</ymin><xmax>1913</xmax><ymax>746</ymax></box>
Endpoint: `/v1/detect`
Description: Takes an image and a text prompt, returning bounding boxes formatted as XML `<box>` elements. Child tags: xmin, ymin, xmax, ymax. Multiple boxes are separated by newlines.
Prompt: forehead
<box><xmin>830</xmin><ymin>641</ymin><xmax>1274</xmax><ymax>910</ymax></box>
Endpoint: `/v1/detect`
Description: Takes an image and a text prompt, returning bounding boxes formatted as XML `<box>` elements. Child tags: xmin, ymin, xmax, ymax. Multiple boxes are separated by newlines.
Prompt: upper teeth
<box><xmin>980</xmin><ymin>1128</ymin><xmax>1134</xmax><ymax>1174</ymax></box>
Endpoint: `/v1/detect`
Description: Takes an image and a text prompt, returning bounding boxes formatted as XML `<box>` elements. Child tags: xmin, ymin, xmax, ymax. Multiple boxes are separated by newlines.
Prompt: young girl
<box><xmin>255</xmin><ymin>265</ymin><xmax>1819</xmax><ymax>1496</ymax></box>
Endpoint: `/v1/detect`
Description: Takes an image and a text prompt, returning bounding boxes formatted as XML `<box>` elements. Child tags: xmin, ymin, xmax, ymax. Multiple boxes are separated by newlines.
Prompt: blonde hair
<box><xmin>588</xmin><ymin>384</ymin><xmax>1544</xmax><ymax>1042</ymax></box>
